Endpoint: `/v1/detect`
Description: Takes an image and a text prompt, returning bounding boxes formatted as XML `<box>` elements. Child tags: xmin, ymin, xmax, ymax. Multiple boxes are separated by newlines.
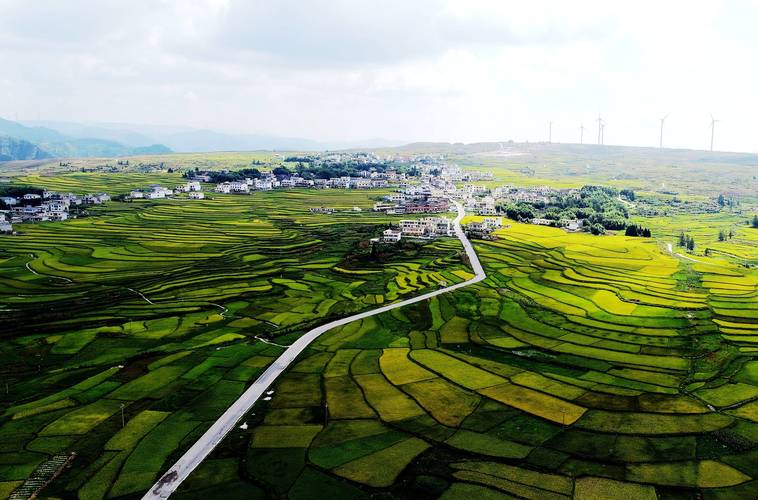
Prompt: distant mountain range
<box><xmin>0</xmin><ymin>118</ymin><xmax>172</xmax><ymax>160</ymax></box>
<box><xmin>0</xmin><ymin>118</ymin><xmax>403</xmax><ymax>160</ymax></box>
<box><xmin>0</xmin><ymin>136</ymin><xmax>53</xmax><ymax>161</ymax></box>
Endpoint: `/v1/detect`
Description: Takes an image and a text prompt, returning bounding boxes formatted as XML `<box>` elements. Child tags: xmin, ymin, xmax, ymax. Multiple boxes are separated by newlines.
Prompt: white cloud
<box><xmin>0</xmin><ymin>0</ymin><xmax>756</xmax><ymax>151</ymax></box>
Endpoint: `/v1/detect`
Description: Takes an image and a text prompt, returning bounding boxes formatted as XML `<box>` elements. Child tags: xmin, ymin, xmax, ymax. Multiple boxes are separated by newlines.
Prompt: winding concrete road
<box><xmin>144</xmin><ymin>201</ymin><xmax>485</xmax><ymax>499</ymax></box>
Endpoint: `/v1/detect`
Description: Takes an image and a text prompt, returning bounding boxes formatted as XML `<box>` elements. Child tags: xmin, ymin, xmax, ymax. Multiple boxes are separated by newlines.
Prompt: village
<box><xmin>2</xmin><ymin>160</ymin><xmax>593</xmax><ymax>238</ymax></box>
<box><xmin>0</xmin><ymin>190</ymin><xmax>111</xmax><ymax>234</ymax></box>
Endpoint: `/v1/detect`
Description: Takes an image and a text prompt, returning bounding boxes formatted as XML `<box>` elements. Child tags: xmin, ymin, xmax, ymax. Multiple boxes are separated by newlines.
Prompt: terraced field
<box><xmin>0</xmin><ymin>189</ymin><xmax>470</xmax><ymax>498</ymax></box>
<box><xmin>177</xmin><ymin>219</ymin><xmax>758</xmax><ymax>499</ymax></box>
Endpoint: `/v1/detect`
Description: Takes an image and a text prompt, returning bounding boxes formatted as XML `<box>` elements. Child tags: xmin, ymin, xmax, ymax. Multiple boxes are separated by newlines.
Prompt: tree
<box><xmin>717</xmin><ymin>193</ymin><xmax>725</xmax><ymax>207</ymax></box>
<box><xmin>625</xmin><ymin>225</ymin><xmax>639</xmax><ymax>237</ymax></box>
<box><xmin>718</xmin><ymin>230</ymin><xmax>726</xmax><ymax>242</ymax></box>
<box><xmin>500</xmin><ymin>202</ymin><xmax>535</xmax><ymax>222</ymax></box>
<box><xmin>678</xmin><ymin>232</ymin><xmax>687</xmax><ymax>247</ymax></box>
<box><xmin>686</xmin><ymin>235</ymin><xmax>695</xmax><ymax>251</ymax></box>
<box><xmin>590</xmin><ymin>223</ymin><xmax>605</xmax><ymax>235</ymax></box>
<box><xmin>752</xmin><ymin>215</ymin><xmax>758</xmax><ymax>228</ymax></box>
<box><xmin>620</xmin><ymin>188</ymin><xmax>635</xmax><ymax>201</ymax></box>
<box><xmin>272</xmin><ymin>166</ymin><xmax>292</xmax><ymax>176</ymax></box>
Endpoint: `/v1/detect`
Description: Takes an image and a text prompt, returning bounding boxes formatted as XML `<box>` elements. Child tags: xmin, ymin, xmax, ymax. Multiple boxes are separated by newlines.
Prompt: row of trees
<box><xmin>624</xmin><ymin>224</ymin><xmax>652</xmax><ymax>237</ymax></box>
<box><xmin>678</xmin><ymin>232</ymin><xmax>696</xmax><ymax>251</ymax></box>
<box><xmin>718</xmin><ymin>228</ymin><xmax>735</xmax><ymax>241</ymax></box>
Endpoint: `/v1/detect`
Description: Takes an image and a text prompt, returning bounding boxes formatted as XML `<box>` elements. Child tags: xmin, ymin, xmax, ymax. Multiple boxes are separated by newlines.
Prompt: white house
<box><xmin>0</xmin><ymin>197</ymin><xmax>18</xmax><ymax>206</ymax></box>
<box><xmin>254</xmin><ymin>179</ymin><xmax>273</xmax><ymax>191</ymax></box>
<box><xmin>0</xmin><ymin>219</ymin><xmax>11</xmax><ymax>233</ymax></box>
<box><xmin>399</xmin><ymin>217</ymin><xmax>452</xmax><ymax>239</ymax></box>
<box><xmin>129</xmin><ymin>190</ymin><xmax>144</xmax><ymax>199</ymax></box>
<box><xmin>228</xmin><ymin>181</ymin><xmax>249</xmax><ymax>193</ymax></box>
<box><xmin>481</xmin><ymin>217</ymin><xmax>503</xmax><ymax>229</ymax></box>
<box><xmin>532</xmin><ymin>218</ymin><xmax>553</xmax><ymax>226</ymax></box>
<box><xmin>382</xmin><ymin>229</ymin><xmax>402</xmax><ymax>243</ymax></box>
<box><xmin>187</xmin><ymin>181</ymin><xmax>202</xmax><ymax>191</ymax></box>
<box><xmin>189</xmin><ymin>191</ymin><xmax>205</xmax><ymax>199</ymax></box>
<box><xmin>23</xmin><ymin>193</ymin><xmax>42</xmax><ymax>200</ymax></box>
<box><xmin>145</xmin><ymin>185</ymin><xmax>172</xmax><ymax>199</ymax></box>
<box><xmin>215</xmin><ymin>183</ymin><xmax>231</xmax><ymax>194</ymax></box>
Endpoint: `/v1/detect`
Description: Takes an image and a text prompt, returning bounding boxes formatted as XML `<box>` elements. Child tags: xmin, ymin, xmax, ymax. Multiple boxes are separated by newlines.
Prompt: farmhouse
<box><xmin>0</xmin><ymin>218</ymin><xmax>11</xmax><ymax>234</ymax></box>
<box><xmin>373</xmin><ymin>202</ymin><xmax>395</xmax><ymax>212</ymax></box>
<box><xmin>145</xmin><ymin>190</ymin><xmax>166</xmax><ymax>199</ymax></box>
<box><xmin>565</xmin><ymin>219</ymin><xmax>584</xmax><ymax>231</ymax></box>
<box><xmin>532</xmin><ymin>218</ymin><xmax>553</xmax><ymax>226</ymax></box>
<box><xmin>382</xmin><ymin>229</ymin><xmax>402</xmax><ymax>243</ymax></box>
<box><xmin>186</xmin><ymin>181</ymin><xmax>202</xmax><ymax>191</ymax></box>
<box><xmin>399</xmin><ymin>217</ymin><xmax>453</xmax><ymax>239</ymax></box>
<box><xmin>144</xmin><ymin>185</ymin><xmax>172</xmax><ymax>199</ymax></box>
<box><xmin>309</xmin><ymin>207</ymin><xmax>334</xmax><ymax>214</ymax></box>
<box><xmin>189</xmin><ymin>191</ymin><xmax>205</xmax><ymax>199</ymax></box>
<box><xmin>214</xmin><ymin>183</ymin><xmax>232</xmax><ymax>194</ymax></box>
<box><xmin>465</xmin><ymin>217</ymin><xmax>503</xmax><ymax>239</ymax></box>
<box><xmin>465</xmin><ymin>196</ymin><xmax>496</xmax><ymax>215</ymax></box>
<box><xmin>44</xmin><ymin>201</ymin><xmax>69</xmax><ymax>221</ymax></box>
<box><xmin>83</xmin><ymin>193</ymin><xmax>110</xmax><ymax>204</ymax></box>
<box><xmin>0</xmin><ymin>196</ymin><xmax>18</xmax><ymax>206</ymax></box>
<box><xmin>229</xmin><ymin>181</ymin><xmax>250</xmax><ymax>193</ymax></box>
<box><xmin>129</xmin><ymin>190</ymin><xmax>145</xmax><ymax>199</ymax></box>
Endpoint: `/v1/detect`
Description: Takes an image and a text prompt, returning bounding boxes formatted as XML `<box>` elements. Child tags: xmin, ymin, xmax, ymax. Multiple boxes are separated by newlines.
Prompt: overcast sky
<box><xmin>1</xmin><ymin>0</ymin><xmax>757</xmax><ymax>152</ymax></box>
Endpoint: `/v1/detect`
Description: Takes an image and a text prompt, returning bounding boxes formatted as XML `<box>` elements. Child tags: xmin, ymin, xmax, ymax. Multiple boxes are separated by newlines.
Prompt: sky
<box><xmin>1</xmin><ymin>0</ymin><xmax>757</xmax><ymax>152</ymax></box>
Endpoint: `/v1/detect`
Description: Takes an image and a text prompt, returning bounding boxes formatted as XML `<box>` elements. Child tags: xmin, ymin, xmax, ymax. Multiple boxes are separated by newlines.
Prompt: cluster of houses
<box><xmin>464</xmin><ymin>217</ymin><xmax>505</xmax><ymax>239</ymax></box>
<box><xmin>463</xmin><ymin>196</ymin><xmax>497</xmax><ymax>216</ymax></box>
<box><xmin>373</xmin><ymin>183</ymin><xmax>456</xmax><ymax>215</ymax></box>
<box><xmin>532</xmin><ymin>217</ymin><xmax>584</xmax><ymax>232</ymax></box>
<box><xmin>130</xmin><ymin>182</ymin><xmax>204</xmax><ymax>200</ymax></box>
<box><xmin>491</xmin><ymin>185</ymin><xmax>580</xmax><ymax>204</ymax></box>
<box><xmin>0</xmin><ymin>190</ymin><xmax>111</xmax><ymax>233</ymax></box>
<box><xmin>375</xmin><ymin>217</ymin><xmax>454</xmax><ymax>244</ymax></box>
<box><xmin>420</xmin><ymin>164</ymin><xmax>494</xmax><ymax>182</ymax></box>
<box><xmin>211</xmin><ymin>174</ymin><xmax>395</xmax><ymax>194</ymax></box>
<box><xmin>308</xmin><ymin>206</ymin><xmax>363</xmax><ymax>214</ymax></box>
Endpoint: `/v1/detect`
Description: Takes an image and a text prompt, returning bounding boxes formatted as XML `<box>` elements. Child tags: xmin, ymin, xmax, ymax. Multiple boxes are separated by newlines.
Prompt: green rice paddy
<box><xmin>1</xmin><ymin>162</ymin><xmax>757</xmax><ymax>499</ymax></box>
<box><xmin>0</xmin><ymin>183</ymin><xmax>470</xmax><ymax>498</ymax></box>
<box><xmin>176</xmin><ymin>218</ymin><xmax>758</xmax><ymax>499</ymax></box>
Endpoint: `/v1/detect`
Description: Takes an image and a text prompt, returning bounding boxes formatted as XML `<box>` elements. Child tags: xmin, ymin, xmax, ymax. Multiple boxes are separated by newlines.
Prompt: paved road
<box><xmin>144</xmin><ymin>201</ymin><xmax>485</xmax><ymax>499</ymax></box>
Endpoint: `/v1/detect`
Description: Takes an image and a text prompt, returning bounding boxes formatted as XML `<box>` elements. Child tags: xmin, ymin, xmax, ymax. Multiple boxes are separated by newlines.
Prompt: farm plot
<box><xmin>0</xmin><ymin>183</ymin><xmax>469</xmax><ymax>498</ymax></box>
<box><xmin>180</xmin><ymin>219</ymin><xmax>758</xmax><ymax>499</ymax></box>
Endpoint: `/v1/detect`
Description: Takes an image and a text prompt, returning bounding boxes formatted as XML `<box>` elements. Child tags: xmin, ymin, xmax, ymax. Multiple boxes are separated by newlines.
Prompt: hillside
<box><xmin>0</xmin><ymin>117</ymin><xmax>172</xmax><ymax>158</ymax></box>
<box><xmin>0</xmin><ymin>135</ymin><xmax>52</xmax><ymax>161</ymax></box>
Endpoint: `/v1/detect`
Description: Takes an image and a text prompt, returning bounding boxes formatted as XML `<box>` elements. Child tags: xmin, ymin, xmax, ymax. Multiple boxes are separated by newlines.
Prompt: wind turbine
<box><xmin>579</xmin><ymin>123</ymin><xmax>585</xmax><ymax>144</ymax></box>
<box><xmin>709</xmin><ymin>114</ymin><xmax>719</xmax><ymax>151</ymax></box>
<box><xmin>596</xmin><ymin>115</ymin><xmax>605</xmax><ymax>145</ymax></box>
<box><xmin>659</xmin><ymin>113</ymin><xmax>669</xmax><ymax>148</ymax></box>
